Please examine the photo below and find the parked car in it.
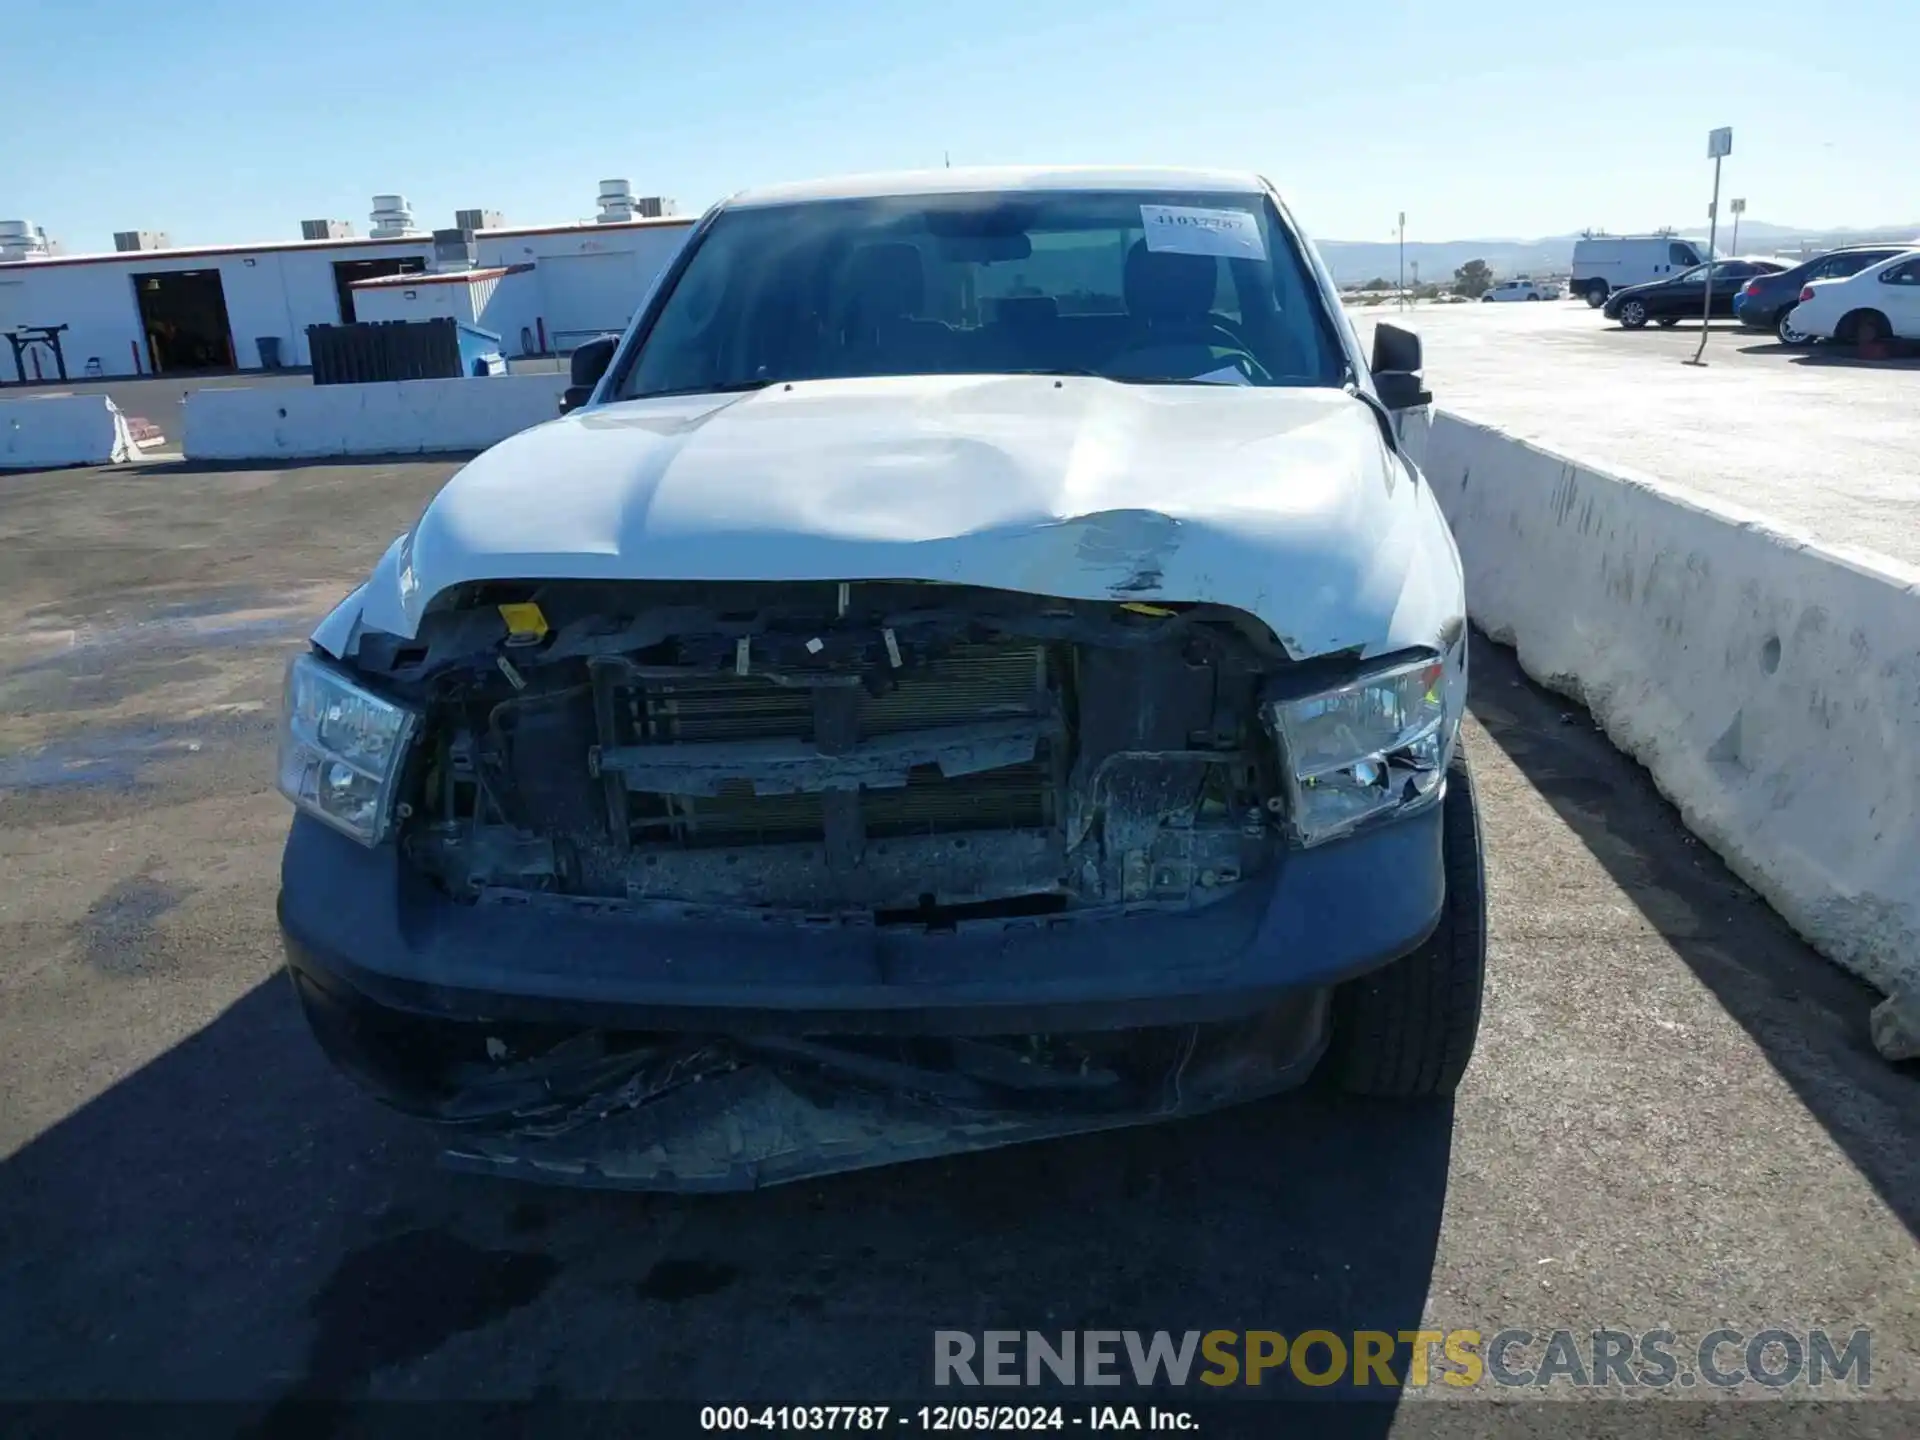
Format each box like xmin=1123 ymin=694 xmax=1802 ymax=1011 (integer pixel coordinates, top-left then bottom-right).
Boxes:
xmin=1602 ymin=258 xmax=1789 ymax=329
xmin=1784 ymin=248 xmax=1920 ymax=346
xmin=276 ymin=166 xmax=1484 ymax=1192
xmin=1482 ymin=279 xmax=1549 ymax=302
xmin=1734 ymin=243 xmax=1919 ymax=345
xmin=1570 ymin=234 xmax=1712 ymax=307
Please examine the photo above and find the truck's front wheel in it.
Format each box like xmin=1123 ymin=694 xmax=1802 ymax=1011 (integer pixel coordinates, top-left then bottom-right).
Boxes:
xmin=1326 ymin=744 xmax=1487 ymax=1098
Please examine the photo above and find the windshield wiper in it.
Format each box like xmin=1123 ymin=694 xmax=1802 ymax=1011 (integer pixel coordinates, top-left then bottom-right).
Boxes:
xmin=630 ymin=379 xmax=780 ymax=400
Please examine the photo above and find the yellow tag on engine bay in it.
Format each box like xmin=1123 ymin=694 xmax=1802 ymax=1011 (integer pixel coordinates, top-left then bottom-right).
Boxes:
xmin=498 ymin=602 xmax=550 ymax=645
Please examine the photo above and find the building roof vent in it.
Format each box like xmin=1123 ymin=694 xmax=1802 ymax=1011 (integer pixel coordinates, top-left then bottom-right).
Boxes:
xmin=431 ymin=227 xmax=477 ymax=272
xmin=369 ymin=195 xmax=420 ymax=240
xmin=0 ymin=221 xmax=56 ymax=261
xmin=302 ymin=219 xmax=355 ymax=241
xmin=455 ymin=208 xmax=504 ymax=233
xmin=596 ymin=179 xmax=636 ymax=224
xmin=113 ymin=230 xmax=173 ymax=252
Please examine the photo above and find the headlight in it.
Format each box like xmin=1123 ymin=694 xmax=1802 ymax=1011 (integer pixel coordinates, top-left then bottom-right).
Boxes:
xmin=276 ymin=652 xmax=418 ymax=846
xmin=1264 ymin=654 xmax=1455 ymax=847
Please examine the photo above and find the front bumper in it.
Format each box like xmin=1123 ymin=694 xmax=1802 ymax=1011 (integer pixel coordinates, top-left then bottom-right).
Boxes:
xmin=278 ymin=804 xmax=1445 ymax=1187
xmin=279 ymin=805 xmax=1444 ymax=1033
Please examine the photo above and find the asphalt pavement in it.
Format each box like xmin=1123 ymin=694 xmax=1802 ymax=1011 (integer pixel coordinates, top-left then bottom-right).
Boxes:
xmin=1345 ymin=299 xmax=1920 ymax=569
xmin=0 ymin=457 xmax=1914 ymax=1432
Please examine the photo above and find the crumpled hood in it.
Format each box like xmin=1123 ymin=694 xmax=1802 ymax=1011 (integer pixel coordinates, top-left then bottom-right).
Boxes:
xmin=329 ymin=375 xmax=1462 ymax=660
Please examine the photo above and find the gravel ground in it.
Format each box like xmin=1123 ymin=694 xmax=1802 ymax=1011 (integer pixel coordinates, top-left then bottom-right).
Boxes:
xmin=0 ymin=457 xmax=1913 ymax=1436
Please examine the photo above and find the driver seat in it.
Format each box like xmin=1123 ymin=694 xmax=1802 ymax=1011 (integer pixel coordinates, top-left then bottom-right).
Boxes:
xmin=1108 ymin=241 xmax=1228 ymax=380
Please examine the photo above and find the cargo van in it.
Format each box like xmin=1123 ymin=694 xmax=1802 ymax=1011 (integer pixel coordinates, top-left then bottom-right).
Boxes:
xmin=1569 ymin=234 xmax=1713 ymax=307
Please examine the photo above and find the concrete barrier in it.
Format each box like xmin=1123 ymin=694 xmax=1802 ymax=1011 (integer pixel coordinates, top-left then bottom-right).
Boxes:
xmin=1403 ymin=407 xmax=1920 ymax=1013
xmin=1 ymin=394 xmax=137 ymax=470
xmin=182 ymin=373 xmax=568 ymax=461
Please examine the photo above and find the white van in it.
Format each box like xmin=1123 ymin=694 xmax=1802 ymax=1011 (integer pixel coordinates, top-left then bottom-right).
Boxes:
xmin=1569 ymin=234 xmax=1713 ymax=307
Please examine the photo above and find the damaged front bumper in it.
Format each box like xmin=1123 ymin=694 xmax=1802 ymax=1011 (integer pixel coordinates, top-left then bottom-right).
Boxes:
xmin=278 ymin=800 xmax=1445 ymax=1190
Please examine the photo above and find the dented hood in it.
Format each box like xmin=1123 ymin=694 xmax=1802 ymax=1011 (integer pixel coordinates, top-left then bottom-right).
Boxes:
xmin=330 ymin=375 xmax=1462 ymax=660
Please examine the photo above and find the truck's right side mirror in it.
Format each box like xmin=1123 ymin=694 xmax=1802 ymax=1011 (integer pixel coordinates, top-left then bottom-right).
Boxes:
xmin=561 ymin=335 xmax=620 ymax=414
xmin=1371 ymin=323 xmax=1431 ymax=411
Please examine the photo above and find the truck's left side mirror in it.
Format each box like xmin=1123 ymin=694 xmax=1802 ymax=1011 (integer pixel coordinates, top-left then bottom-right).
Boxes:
xmin=1370 ymin=323 xmax=1432 ymax=411
xmin=561 ymin=335 xmax=620 ymax=414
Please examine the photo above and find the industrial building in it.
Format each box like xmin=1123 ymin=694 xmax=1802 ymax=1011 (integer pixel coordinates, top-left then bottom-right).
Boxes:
xmin=0 ymin=182 xmax=693 ymax=381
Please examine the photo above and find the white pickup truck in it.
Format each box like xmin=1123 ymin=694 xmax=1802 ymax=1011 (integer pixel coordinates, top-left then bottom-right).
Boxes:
xmin=274 ymin=166 xmax=1484 ymax=1191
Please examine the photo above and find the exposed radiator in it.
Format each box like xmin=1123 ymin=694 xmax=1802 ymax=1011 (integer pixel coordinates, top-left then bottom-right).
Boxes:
xmin=620 ymin=641 xmax=1055 ymax=846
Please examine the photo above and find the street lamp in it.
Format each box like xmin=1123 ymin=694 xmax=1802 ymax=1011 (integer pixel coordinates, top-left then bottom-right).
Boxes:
xmin=1687 ymin=127 xmax=1732 ymax=367
xmin=1730 ymin=197 xmax=1746 ymax=255
xmin=1397 ymin=212 xmax=1406 ymax=310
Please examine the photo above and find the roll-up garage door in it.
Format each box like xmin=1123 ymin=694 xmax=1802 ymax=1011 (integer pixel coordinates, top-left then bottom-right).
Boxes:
xmin=538 ymin=252 xmax=636 ymax=351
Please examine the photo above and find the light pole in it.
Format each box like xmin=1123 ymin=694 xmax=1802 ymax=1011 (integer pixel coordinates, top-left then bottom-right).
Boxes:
xmin=1688 ymin=127 xmax=1732 ymax=367
xmin=1397 ymin=212 xmax=1406 ymax=310
xmin=1730 ymin=197 xmax=1746 ymax=255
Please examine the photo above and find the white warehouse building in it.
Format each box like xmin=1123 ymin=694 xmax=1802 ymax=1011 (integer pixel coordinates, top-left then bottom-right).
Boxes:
xmin=0 ymin=184 xmax=693 ymax=381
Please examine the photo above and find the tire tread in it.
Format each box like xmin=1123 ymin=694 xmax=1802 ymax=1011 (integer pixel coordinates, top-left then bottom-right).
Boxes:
xmin=1329 ymin=744 xmax=1487 ymax=1098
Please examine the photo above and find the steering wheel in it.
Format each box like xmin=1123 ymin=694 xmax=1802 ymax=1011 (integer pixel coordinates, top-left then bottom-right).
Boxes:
xmin=1209 ymin=348 xmax=1273 ymax=384
xmin=1207 ymin=318 xmax=1250 ymax=351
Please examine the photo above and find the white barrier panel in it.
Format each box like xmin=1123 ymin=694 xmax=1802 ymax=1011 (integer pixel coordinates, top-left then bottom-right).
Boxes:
xmin=0 ymin=394 xmax=135 ymax=470
xmin=182 ymin=374 xmax=569 ymax=461
xmin=1405 ymin=407 xmax=1919 ymax=1009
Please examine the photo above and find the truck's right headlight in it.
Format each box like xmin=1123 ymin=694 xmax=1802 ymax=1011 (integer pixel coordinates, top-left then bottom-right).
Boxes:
xmin=1263 ymin=654 xmax=1456 ymax=847
xmin=276 ymin=652 xmax=418 ymax=846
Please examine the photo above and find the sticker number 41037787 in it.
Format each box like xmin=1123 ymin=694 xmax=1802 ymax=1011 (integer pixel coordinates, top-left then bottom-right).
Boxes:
xmin=1139 ymin=204 xmax=1267 ymax=260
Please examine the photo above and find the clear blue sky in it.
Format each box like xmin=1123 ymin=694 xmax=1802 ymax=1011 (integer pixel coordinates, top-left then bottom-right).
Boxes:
xmin=5 ymin=0 xmax=1913 ymax=253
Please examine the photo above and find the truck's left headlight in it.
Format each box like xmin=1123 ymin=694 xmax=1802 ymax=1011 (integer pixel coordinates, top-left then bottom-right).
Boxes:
xmin=1264 ymin=654 xmax=1457 ymax=847
xmin=277 ymin=652 xmax=418 ymax=846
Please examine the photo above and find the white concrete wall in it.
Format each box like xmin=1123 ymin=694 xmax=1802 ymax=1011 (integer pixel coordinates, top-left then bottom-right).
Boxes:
xmin=182 ymin=373 xmax=567 ymax=460
xmin=1404 ymin=408 xmax=1920 ymax=1003
xmin=0 ymin=262 xmax=146 ymax=380
xmin=0 ymin=394 xmax=134 ymax=468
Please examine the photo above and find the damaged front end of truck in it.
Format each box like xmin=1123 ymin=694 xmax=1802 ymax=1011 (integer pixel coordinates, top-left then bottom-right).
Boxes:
xmin=281 ymin=571 xmax=1456 ymax=1190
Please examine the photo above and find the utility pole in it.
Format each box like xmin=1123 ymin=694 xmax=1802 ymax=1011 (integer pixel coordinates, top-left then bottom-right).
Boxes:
xmin=1729 ymin=197 xmax=1746 ymax=254
xmin=1397 ymin=212 xmax=1406 ymax=311
xmin=1688 ymin=127 xmax=1732 ymax=367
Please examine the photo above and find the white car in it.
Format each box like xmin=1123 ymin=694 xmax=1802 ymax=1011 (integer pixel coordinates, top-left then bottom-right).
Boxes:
xmin=1785 ymin=248 xmax=1920 ymax=345
xmin=276 ymin=167 xmax=1483 ymax=1191
xmin=1481 ymin=279 xmax=1549 ymax=302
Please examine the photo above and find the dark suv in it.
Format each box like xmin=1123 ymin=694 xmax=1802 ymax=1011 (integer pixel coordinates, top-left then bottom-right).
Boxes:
xmin=1735 ymin=244 xmax=1915 ymax=344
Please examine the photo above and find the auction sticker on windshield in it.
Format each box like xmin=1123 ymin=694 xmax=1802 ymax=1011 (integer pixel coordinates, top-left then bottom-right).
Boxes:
xmin=1140 ymin=205 xmax=1266 ymax=259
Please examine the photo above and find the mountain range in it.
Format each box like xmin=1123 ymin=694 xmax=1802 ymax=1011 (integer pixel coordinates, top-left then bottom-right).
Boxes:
xmin=1314 ymin=221 xmax=1920 ymax=285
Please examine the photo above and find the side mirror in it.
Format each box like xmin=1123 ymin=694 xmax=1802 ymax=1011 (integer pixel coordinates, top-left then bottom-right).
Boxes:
xmin=560 ymin=335 xmax=619 ymax=414
xmin=1371 ymin=322 xmax=1422 ymax=375
xmin=1370 ymin=323 xmax=1431 ymax=411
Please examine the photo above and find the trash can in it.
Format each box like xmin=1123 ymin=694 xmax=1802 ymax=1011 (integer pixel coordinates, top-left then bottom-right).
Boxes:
xmin=257 ymin=336 xmax=283 ymax=369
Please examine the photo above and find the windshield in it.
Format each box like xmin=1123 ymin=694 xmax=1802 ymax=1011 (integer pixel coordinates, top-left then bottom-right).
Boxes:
xmin=618 ymin=190 xmax=1345 ymax=398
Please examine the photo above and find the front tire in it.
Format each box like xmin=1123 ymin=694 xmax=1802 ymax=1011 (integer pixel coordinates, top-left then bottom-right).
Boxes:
xmin=1619 ymin=300 xmax=1648 ymax=328
xmin=1328 ymin=745 xmax=1487 ymax=1098
xmin=1656 ymin=316 xmax=1679 ymax=328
